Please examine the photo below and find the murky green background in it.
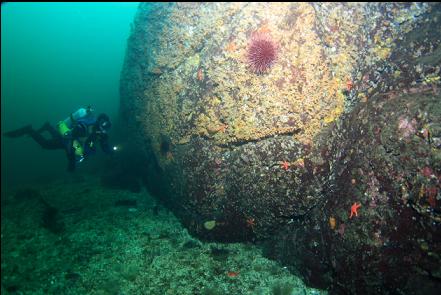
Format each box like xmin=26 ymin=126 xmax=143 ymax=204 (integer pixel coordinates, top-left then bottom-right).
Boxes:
xmin=1 ymin=2 xmax=139 ymax=190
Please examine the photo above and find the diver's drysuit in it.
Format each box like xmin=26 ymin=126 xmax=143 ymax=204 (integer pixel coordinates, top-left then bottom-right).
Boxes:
xmin=4 ymin=107 xmax=113 ymax=171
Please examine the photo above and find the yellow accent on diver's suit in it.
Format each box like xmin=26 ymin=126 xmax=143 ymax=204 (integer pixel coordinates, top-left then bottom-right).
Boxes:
xmin=57 ymin=121 xmax=71 ymax=137
xmin=72 ymin=140 xmax=84 ymax=157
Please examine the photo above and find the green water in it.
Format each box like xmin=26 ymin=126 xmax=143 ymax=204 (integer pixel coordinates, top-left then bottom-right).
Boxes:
xmin=1 ymin=2 xmax=139 ymax=190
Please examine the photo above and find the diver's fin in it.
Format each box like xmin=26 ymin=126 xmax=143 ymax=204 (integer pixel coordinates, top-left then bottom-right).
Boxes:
xmin=3 ymin=125 xmax=33 ymax=138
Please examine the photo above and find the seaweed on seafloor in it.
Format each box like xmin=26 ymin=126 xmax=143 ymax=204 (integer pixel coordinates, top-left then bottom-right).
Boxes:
xmin=114 ymin=199 xmax=138 ymax=207
xmin=201 ymin=285 xmax=224 ymax=295
xmin=13 ymin=188 xmax=41 ymax=201
xmin=40 ymin=199 xmax=64 ymax=234
xmin=209 ymin=246 xmax=230 ymax=262
xmin=271 ymin=279 xmax=295 ymax=295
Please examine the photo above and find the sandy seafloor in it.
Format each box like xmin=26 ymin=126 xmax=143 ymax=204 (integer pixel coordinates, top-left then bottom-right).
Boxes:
xmin=1 ymin=174 xmax=326 ymax=295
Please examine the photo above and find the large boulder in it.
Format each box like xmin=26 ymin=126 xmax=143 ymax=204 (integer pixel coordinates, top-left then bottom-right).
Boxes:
xmin=120 ymin=2 xmax=440 ymax=294
xmin=121 ymin=2 xmax=356 ymax=240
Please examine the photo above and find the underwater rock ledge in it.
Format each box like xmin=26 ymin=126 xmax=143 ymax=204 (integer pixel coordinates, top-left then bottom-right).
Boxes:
xmin=120 ymin=2 xmax=441 ymax=294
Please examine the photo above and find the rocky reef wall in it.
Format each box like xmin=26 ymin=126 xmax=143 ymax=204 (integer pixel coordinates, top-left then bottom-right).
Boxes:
xmin=120 ymin=3 xmax=440 ymax=294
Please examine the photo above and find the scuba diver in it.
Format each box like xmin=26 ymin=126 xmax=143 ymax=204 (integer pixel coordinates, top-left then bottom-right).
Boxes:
xmin=3 ymin=106 xmax=114 ymax=172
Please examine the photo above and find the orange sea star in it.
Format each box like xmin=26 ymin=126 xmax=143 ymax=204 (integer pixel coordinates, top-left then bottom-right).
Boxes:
xmin=349 ymin=202 xmax=361 ymax=218
xmin=281 ymin=161 xmax=290 ymax=171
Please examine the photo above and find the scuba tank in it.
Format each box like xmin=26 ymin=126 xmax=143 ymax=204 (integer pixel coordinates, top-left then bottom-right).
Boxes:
xmin=57 ymin=106 xmax=93 ymax=137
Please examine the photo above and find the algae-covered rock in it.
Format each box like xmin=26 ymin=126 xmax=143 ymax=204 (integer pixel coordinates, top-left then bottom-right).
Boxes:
xmin=267 ymin=88 xmax=441 ymax=294
xmin=120 ymin=2 xmax=441 ymax=294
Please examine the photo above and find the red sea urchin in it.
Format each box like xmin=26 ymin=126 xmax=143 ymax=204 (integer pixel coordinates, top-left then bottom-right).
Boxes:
xmin=246 ymin=33 xmax=278 ymax=74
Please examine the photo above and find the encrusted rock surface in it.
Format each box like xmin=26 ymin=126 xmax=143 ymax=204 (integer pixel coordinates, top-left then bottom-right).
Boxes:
xmin=120 ymin=2 xmax=440 ymax=294
xmin=266 ymin=88 xmax=441 ymax=294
